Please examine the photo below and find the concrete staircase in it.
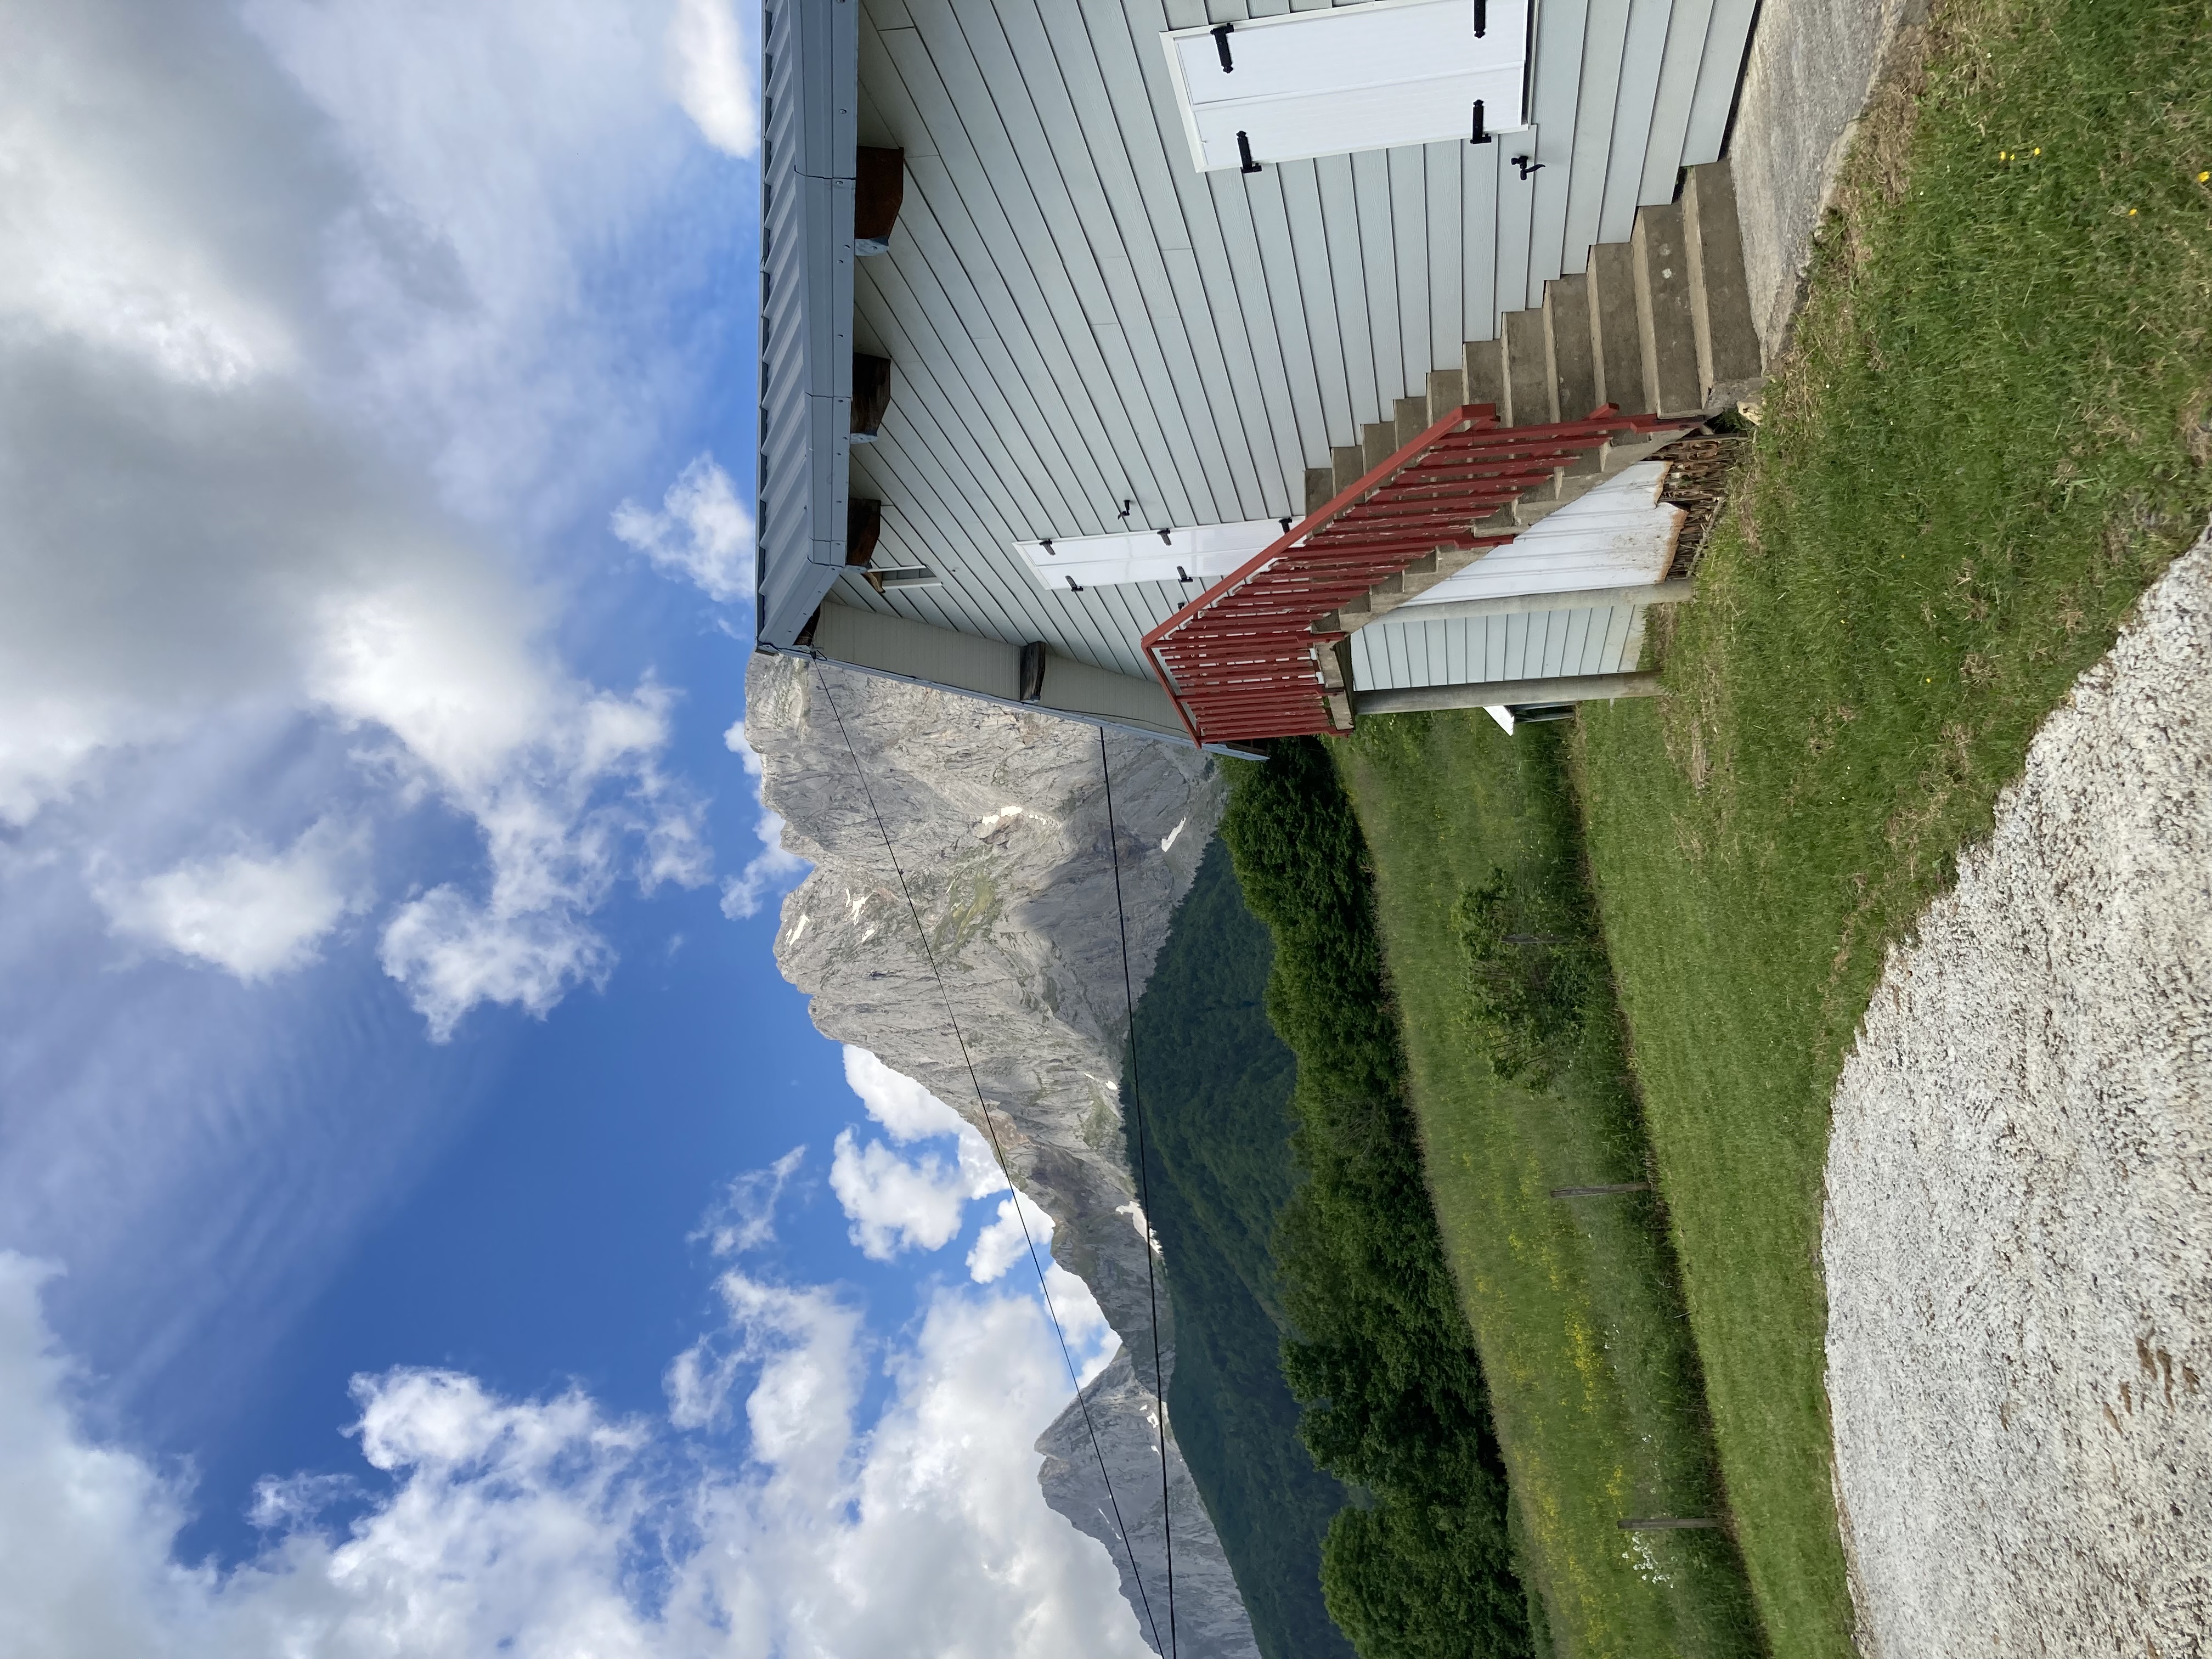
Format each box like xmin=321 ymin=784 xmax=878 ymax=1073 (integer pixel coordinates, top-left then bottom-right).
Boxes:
xmin=1303 ymin=161 xmax=1763 ymax=637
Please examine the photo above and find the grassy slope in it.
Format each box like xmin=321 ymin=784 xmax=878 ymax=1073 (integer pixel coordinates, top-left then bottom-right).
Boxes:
xmin=1568 ymin=0 xmax=2212 ymax=1651
xmin=1333 ymin=716 xmax=1762 ymax=1659
xmin=1127 ymin=840 xmax=1354 ymax=1659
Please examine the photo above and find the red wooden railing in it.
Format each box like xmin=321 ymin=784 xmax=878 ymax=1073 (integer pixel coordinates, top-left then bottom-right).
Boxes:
xmin=1139 ymin=403 xmax=1694 ymax=745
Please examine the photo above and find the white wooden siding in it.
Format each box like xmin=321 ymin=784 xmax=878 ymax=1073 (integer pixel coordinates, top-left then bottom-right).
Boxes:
xmin=828 ymin=0 xmax=1748 ymax=679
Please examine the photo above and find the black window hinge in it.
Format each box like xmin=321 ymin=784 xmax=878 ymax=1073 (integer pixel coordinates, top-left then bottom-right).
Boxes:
xmin=1237 ymin=132 xmax=1261 ymax=174
xmin=1211 ymin=22 xmax=1235 ymax=71
xmin=1470 ymin=99 xmax=1492 ymax=145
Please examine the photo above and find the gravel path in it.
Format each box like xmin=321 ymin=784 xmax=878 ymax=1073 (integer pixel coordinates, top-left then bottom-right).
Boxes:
xmin=1822 ymin=527 xmax=2212 ymax=1659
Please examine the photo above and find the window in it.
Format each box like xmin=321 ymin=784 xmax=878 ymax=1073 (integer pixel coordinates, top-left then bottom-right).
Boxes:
xmin=1161 ymin=0 xmax=1528 ymax=173
xmin=1015 ymin=521 xmax=1291 ymax=591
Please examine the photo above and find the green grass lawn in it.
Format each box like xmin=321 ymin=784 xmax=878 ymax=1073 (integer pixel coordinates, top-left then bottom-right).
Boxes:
xmin=1562 ymin=0 xmax=2212 ymax=1651
xmin=1334 ymin=717 xmax=1763 ymax=1659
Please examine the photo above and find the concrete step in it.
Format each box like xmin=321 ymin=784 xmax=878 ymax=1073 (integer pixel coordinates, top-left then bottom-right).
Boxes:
xmin=1502 ymin=307 xmax=1551 ymax=426
xmin=1463 ymin=335 xmax=1506 ymax=416
xmin=1543 ymin=274 xmax=1602 ymax=476
xmin=1632 ymin=200 xmax=1705 ymax=416
xmin=1683 ymin=161 xmax=1764 ymax=407
xmin=1586 ymin=241 xmax=1651 ymax=414
xmin=1543 ymin=275 xmax=1599 ymax=428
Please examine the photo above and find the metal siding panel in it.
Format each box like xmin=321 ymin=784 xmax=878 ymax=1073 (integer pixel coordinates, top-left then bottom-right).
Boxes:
xmin=1562 ymin=0 xmax=1630 ymax=275
xmin=854 ymin=198 xmax=1074 ymax=534
xmin=1560 ymin=605 xmax=1594 ymax=673
xmin=1389 ymin=146 xmax=1432 ymax=394
xmin=1480 ymin=613 xmax=1505 ymax=678
xmin=1273 ymin=161 xmax=1359 ymax=443
xmin=876 ymin=9 xmax=1150 ymax=520
xmin=843 ymin=337 xmax=1137 ymax=672
xmin=1120 ymin=0 xmax=1300 ymax=514
xmin=1314 ymin=153 xmax=1382 ymax=425
xmin=1528 ymin=608 xmax=1559 ymax=676
xmin=1598 ymin=0 xmax=1672 ymax=240
xmin=1637 ymin=0 xmax=1714 ymax=200
xmin=1620 ymin=603 xmax=1648 ymax=670
xmin=882 ymin=4 xmax=1214 ymax=527
xmin=1681 ymin=0 xmax=1756 ymax=163
xmin=1425 ymin=141 xmax=1462 ymax=373
xmin=1209 ymin=168 xmax=1331 ymax=474
xmin=1352 ymin=149 xmax=1404 ymax=416
xmin=1047 ymin=0 xmax=1256 ymax=522
xmin=883 ymin=22 xmax=1162 ymax=530
xmin=1462 ymin=136 xmax=1499 ymax=339
xmin=855 ymin=251 xmax=1069 ymax=532
xmin=1606 ymin=602 xmax=1640 ymax=670
xmin=1060 ymin=0 xmax=1275 ymax=516
xmin=848 ymin=424 xmax=1064 ymax=658
xmin=1350 ymin=629 xmax=1379 ymax=687
xmin=1523 ymin=0 xmax=1587 ymax=283
xmin=1414 ymin=618 xmax=1440 ymax=686
xmin=1491 ymin=132 xmax=1533 ymax=315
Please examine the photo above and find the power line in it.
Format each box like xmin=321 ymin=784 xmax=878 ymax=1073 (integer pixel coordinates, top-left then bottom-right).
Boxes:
xmin=809 ymin=663 xmax=1167 ymax=1657
xmin=1098 ymin=725 xmax=1178 ymax=1659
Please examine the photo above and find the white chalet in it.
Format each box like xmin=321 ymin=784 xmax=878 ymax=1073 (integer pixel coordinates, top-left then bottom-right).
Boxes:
xmin=757 ymin=0 xmax=1766 ymax=747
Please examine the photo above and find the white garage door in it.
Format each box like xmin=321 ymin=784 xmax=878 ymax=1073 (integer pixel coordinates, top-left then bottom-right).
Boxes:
xmin=1161 ymin=0 xmax=1530 ymax=173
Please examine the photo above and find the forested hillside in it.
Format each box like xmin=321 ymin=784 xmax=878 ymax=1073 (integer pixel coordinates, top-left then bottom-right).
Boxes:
xmin=1216 ymin=744 xmax=1537 ymax=1659
xmin=1127 ymin=840 xmax=1352 ymax=1659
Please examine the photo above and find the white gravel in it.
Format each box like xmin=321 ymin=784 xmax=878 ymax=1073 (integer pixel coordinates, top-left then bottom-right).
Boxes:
xmin=1822 ymin=526 xmax=2212 ymax=1659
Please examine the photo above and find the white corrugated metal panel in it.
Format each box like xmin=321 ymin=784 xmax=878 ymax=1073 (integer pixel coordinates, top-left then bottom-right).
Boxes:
xmin=757 ymin=0 xmax=860 ymax=648
xmin=1348 ymin=600 xmax=1649 ymax=689
xmin=761 ymin=0 xmax=1753 ymax=678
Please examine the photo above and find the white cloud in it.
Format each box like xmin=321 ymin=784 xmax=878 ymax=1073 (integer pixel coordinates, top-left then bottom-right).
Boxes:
xmin=967 ymin=1191 xmax=1056 ymax=1285
xmin=613 ymin=454 xmax=755 ymax=604
xmin=841 ymin=1046 xmax=964 ymax=1142
xmin=693 ymin=1146 xmax=808 ymax=1258
xmin=842 ymin=1046 xmax=1010 ymax=1196
xmin=94 ymin=819 xmax=366 ymax=981
xmin=0 ymin=1251 xmax=1148 ymax=1659
xmin=665 ymin=0 xmax=758 ymax=160
xmin=830 ymin=1131 xmax=974 ymax=1261
xmin=0 ymin=0 xmax=732 ymax=1034
xmin=719 ymin=719 xmax=808 ymax=921
xmin=329 ymin=632 xmax=710 ymax=1038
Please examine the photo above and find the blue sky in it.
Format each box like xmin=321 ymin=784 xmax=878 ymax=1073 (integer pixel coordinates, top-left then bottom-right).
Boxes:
xmin=0 ymin=2 xmax=1154 ymax=1652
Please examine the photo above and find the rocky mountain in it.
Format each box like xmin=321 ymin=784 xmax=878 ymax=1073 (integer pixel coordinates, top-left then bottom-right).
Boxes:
xmin=745 ymin=652 xmax=1255 ymax=1659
